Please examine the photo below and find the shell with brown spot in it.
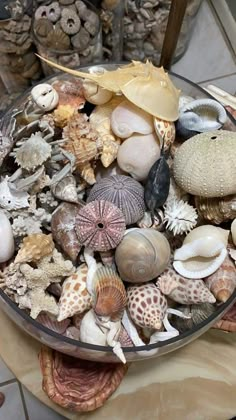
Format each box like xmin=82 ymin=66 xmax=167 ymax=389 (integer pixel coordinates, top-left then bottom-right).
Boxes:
xmin=15 ymin=234 xmax=54 ymax=264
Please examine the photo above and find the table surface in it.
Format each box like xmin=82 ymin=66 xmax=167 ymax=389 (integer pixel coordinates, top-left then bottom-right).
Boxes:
xmin=1 ymin=308 xmax=236 ymax=420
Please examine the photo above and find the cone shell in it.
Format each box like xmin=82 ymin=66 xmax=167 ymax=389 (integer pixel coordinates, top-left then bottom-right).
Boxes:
xmin=115 ymin=229 xmax=170 ymax=283
xmin=127 ymin=283 xmax=167 ymax=330
xmin=195 ymin=195 xmax=236 ymax=224
xmin=205 ymin=255 xmax=236 ymax=302
xmin=51 ymin=202 xmax=82 ymax=262
xmin=15 ymin=234 xmax=54 ymax=264
xmin=93 ymin=266 xmax=127 ymax=321
xmin=51 ymin=175 xmax=78 ymax=203
xmin=58 ymin=264 xmax=92 ymax=322
xmin=173 ymin=130 xmax=236 ymax=197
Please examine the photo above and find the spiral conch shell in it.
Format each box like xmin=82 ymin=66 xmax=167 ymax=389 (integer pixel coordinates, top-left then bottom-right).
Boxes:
xmin=195 ymin=195 xmax=236 ymax=225
xmin=205 ymin=255 xmax=236 ymax=302
xmin=51 ymin=175 xmax=78 ymax=204
xmin=115 ymin=228 xmax=171 ymax=283
xmin=173 ymin=130 xmax=236 ymax=197
xmin=173 ymin=225 xmax=229 ymax=279
xmin=93 ymin=266 xmax=127 ymax=321
xmin=15 ymin=233 xmax=54 ymax=264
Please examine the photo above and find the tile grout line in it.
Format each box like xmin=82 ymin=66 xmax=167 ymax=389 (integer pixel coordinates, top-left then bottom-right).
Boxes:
xmin=196 ymin=72 xmax=236 ymax=85
xmin=0 ymin=378 xmax=17 ymax=387
xmin=17 ymin=381 xmax=29 ymax=420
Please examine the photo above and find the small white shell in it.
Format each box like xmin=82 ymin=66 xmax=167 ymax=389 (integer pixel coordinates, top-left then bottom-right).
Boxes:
xmin=0 ymin=211 xmax=15 ymax=263
xmin=178 ymin=99 xmax=227 ymax=132
xmin=83 ymin=80 xmax=113 ymax=105
xmin=231 ymin=219 xmax=236 ymax=246
xmin=31 ymin=83 xmax=59 ymax=111
xmin=0 ymin=178 xmax=29 ymax=211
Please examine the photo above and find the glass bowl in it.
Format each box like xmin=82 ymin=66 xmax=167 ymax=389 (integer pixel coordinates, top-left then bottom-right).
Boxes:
xmin=0 ymin=64 xmax=235 ymax=363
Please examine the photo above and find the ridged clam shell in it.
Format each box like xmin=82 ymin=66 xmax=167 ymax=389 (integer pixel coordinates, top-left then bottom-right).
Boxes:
xmin=195 ymin=195 xmax=236 ymax=224
xmin=15 ymin=133 xmax=52 ymax=171
xmin=127 ymin=284 xmax=167 ymax=330
xmin=213 ymin=303 xmax=236 ymax=332
xmin=0 ymin=178 xmax=29 ymax=211
xmin=205 ymin=255 xmax=236 ymax=302
xmin=93 ymin=266 xmax=127 ymax=321
xmin=173 ymin=130 xmax=236 ymax=197
xmin=15 ymin=233 xmax=54 ymax=264
xmin=51 ymin=175 xmax=78 ymax=203
xmin=36 ymin=313 xmax=70 ymax=334
xmin=172 ymin=303 xmax=216 ymax=333
xmin=75 ymin=200 xmax=126 ymax=252
xmin=46 ymin=28 xmax=70 ymax=50
xmin=115 ymin=229 xmax=170 ymax=283
xmin=51 ymin=202 xmax=82 ymax=262
xmin=156 ymin=267 xmax=216 ymax=304
xmin=87 ymin=175 xmax=145 ymax=225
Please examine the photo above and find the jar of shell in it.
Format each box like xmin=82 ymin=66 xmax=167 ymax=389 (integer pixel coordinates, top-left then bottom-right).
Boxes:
xmin=101 ymin=0 xmax=203 ymax=64
xmin=0 ymin=0 xmax=42 ymax=95
xmin=32 ymin=0 xmax=103 ymax=77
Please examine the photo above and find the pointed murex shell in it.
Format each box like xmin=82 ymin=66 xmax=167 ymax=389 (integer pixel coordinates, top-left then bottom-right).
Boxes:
xmin=205 ymin=255 xmax=236 ymax=302
xmin=51 ymin=175 xmax=78 ymax=203
xmin=93 ymin=266 xmax=127 ymax=321
xmin=0 ymin=210 xmax=15 ymax=263
xmin=195 ymin=195 xmax=236 ymax=224
xmin=173 ymin=225 xmax=229 ymax=279
xmin=57 ymin=264 xmax=92 ymax=322
xmin=178 ymin=98 xmax=227 ymax=132
xmin=173 ymin=130 xmax=236 ymax=197
xmin=231 ymin=219 xmax=236 ymax=246
xmin=111 ymin=100 xmax=154 ymax=139
xmin=31 ymin=83 xmax=59 ymax=111
xmin=115 ymin=228 xmax=171 ymax=283
xmin=0 ymin=177 xmax=29 ymax=211
xmin=15 ymin=133 xmax=52 ymax=171
xmin=15 ymin=233 xmax=54 ymax=264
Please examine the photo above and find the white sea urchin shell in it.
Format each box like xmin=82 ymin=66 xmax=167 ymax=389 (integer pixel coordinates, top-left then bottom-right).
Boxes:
xmin=164 ymin=199 xmax=198 ymax=236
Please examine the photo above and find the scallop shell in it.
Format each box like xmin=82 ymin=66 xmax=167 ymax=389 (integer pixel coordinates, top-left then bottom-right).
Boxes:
xmin=172 ymin=303 xmax=216 ymax=333
xmin=87 ymin=175 xmax=145 ymax=225
xmin=173 ymin=130 xmax=236 ymax=198
xmin=36 ymin=313 xmax=70 ymax=334
xmin=0 ymin=177 xmax=29 ymax=211
xmin=31 ymin=83 xmax=59 ymax=111
xmin=115 ymin=228 xmax=171 ymax=283
xmin=195 ymin=195 xmax=236 ymax=224
xmin=15 ymin=233 xmax=54 ymax=264
xmin=213 ymin=303 xmax=236 ymax=332
xmin=173 ymin=225 xmax=229 ymax=279
xmin=127 ymin=284 xmax=168 ymax=330
xmin=93 ymin=266 xmax=127 ymax=321
xmin=111 ymin=100 xmax=154 ymax=139
xmin=51 ymin=202 xmax=82 ymax=262
xmin=0 ymin=210 xmax=15 ymax=263
xmin=156 ymin=268 xmax=216 ymax=304
xmin=177 ymin=99 xmax=227 ymax=134
xmin=57 ymin=264 xmax=92 ymax=321
xmin=51 ymin=175 xmax=78 ymax=203
xmin=205 ymin=255 xmax=236 ymax=302
xmin=46 ymin=28 xmax=71 ymax=50
xmin=34 ymin=18 xmax=54 ymax=38
xmin=75 ymin=200 xmax=126 ymax=252
xmin=15 ymin=133 xmax=52 ymax=171
xmin=232 ymin=219 xmax=236 ymax=246
xmin=154 ymin=118 xmax=176 ymax=150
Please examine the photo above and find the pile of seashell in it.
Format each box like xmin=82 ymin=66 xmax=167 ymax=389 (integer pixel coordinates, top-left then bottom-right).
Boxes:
xmin=33 ymin=0 xmax=102 ymax=73
xmin=0 ymin=59 xmax=236 ymax=364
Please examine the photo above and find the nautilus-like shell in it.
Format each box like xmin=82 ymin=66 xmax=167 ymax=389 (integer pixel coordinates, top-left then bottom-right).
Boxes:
xmin=173 ymin=225 xmax=229 ymax=279
xmin=195 ymin=195 xmax=236 ymax=224
xmin=15 ymin=233 xmax=54 ymax=264
xmin=15 ymin=133 xmax=52 ymax=171
xmin=115 ymin=228 xmax=171 ymax=283
xmin=0 ymin=211 xmax=14 ymax=263
xmin=87 ymin=175 xmax=145 ymax=225
xmin=205 ymin=255 xmax=236 ymax=302
xmin=232 ymin=219 xmax=236 ymax=246
xmin=173 ymin=130 xmax=236 ymax=197
xmin=51 ymin=175 xmax=78 ymax=204
xmin=31 ymin=83 xmax=59 ymax=111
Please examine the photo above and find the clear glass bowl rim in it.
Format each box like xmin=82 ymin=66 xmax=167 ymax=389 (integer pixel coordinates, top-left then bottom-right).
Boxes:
xmin=0 ymin=65 xmax=235 ymax=354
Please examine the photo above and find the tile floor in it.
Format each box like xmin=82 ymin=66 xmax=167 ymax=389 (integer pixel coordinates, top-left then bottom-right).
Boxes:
xmin=0 ymin=1 xmax=236 ymax=419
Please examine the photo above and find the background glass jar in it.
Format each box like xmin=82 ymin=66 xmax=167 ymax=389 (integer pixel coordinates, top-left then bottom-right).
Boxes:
xmin=32 ymin=0 xmax=103 ymax=76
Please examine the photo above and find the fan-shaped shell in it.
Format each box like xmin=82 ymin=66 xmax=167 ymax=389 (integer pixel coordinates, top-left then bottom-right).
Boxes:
xmin=205 ymin=255 xmax=236 ymax=302
xmin=0 ymin=178 xmax=29 ymax=211
xmin=51 ymin=202 xmax=82 ymax=262
xmin=195 ymin=195 xmax=236 ymax=224
xmin=15 ymin=233 xmax=54 ymax=264
xmin=173 ymin=130 xmax=236 ymax=197
xmin=232 ymin=219 xmax=236 ymax=246
xmin=111 ymin=100 xmax=154 ymax=139
xmin=115 ymin=228 xmax=170 ymax=283
xmin=51 ymin=175 xmax=78 ymax=203
xmin=87 ymin=175 xmax=145 ymax=225
xmin=46 ymin=28 xmax=70 ymax=50
xmin=31 ymin=83 xmax=59 ymax=111
xmin=93 ymin=266 xmax=127 ymax=321
xmin=36 ymin=313 xmax=70 ymax=334
xmin=75 ymin=200 xmax=126 ymax=252
xmin=127 ymin=284 xmax=167 ymax=330
xmin=15 ymin=133 xmax=52 ymax=171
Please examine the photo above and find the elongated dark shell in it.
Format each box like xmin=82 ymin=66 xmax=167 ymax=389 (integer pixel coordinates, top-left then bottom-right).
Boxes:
xmin=87 ymin=175 xmax=145 ymax=225
xmin=144 ymin=154 xmax=170 ymax=215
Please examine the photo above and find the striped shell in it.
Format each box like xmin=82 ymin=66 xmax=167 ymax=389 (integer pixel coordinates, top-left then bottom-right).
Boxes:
xmin=213 ymin=303 xmax=236 ymax=332
xmin=93 ymin=266 xmax=127 ymax=321
xmin=87 ymin=175 xmax=145 ymax=225
xmin=127 ymin=283 xmax=167 ymax=330
xmin=173 ymin=130 xmax=236 ymax=198
xmin=205 ymin=255 xmax=236 ymax=302
xmin=75 ymin=200 xmax=126 ymax=252
xmin=15 ymin=233 xmax=54 ymax=264
xmin=172 ymin=303 xmax=216 ymax=333
xmin=36 ymin=313 xmax=70 ymax=334
xmin=57 ymin=264 xmax=92 ymax=321
xmin=156 ymin=267 xmax=216 ymax=304
xmin=195 ymin=195 xmax=236 ymax=224
xmin=15 ymin=134 xmax=52 ymax=171
xmin=46 ymin=28 xmax=70 ymax=50
xmin=51 ymin=175 xmax=78 ymax=203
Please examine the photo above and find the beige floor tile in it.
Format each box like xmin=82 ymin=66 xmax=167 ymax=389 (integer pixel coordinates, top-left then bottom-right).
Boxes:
xmin=22 ymin=386 xmax=66 ymax=420
xmin=0 ymin=356 xmax=14 ymax=383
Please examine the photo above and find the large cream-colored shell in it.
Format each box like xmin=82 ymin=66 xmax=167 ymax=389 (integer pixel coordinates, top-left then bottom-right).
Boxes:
xmin=183 ymin=225 xmax=229 ymax=248
xmin=0 ymin=211 xmax=14 ymax=263
xmin=173 ymin=130 xmax=236 ymax=197
xmin=115 ymin=228 xmax=170 ymax=283
xmin=195 ymin=195 xmax=236 ymax=224
xmin=15 ymin=233 xmax=54 ymax=264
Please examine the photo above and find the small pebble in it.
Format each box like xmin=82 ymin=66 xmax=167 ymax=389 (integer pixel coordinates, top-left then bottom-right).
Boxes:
xmin=0 ymin=392 xmax=5 ymax=407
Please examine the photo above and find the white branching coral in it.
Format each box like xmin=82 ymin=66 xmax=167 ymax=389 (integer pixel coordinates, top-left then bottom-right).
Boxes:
xmin=164 ymin=199 xmax=198 ymax=236
xmin=38 ymin=190 xmax=58 ymax=209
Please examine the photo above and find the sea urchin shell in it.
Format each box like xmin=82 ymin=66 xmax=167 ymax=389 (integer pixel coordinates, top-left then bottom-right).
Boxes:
xmin=75 ymin=200 xmax=126 ymax=251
